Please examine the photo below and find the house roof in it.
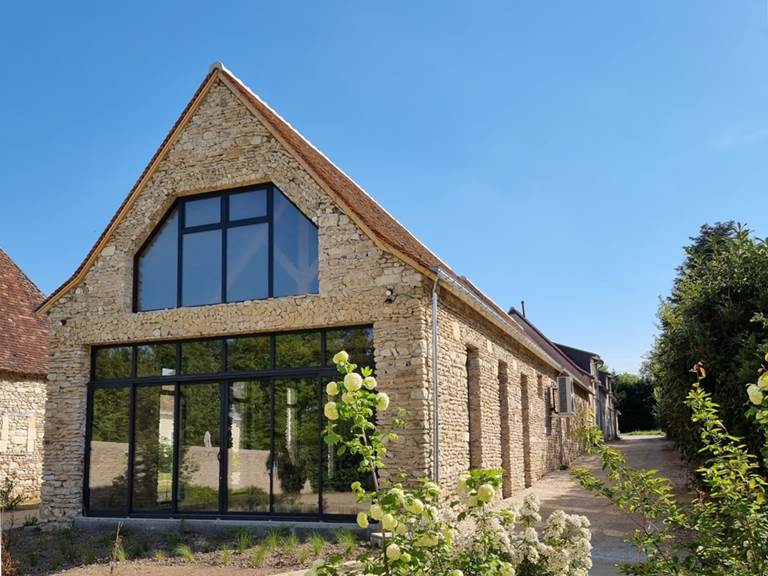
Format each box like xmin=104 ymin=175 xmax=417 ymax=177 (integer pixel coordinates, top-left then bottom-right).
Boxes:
xmin=0 ymin=249 xmax=48 ymax=377
xmin=507 ymin=308 xmax=592 ymax=391
xmin=35 ymin=63 xmax=576 ymax=378
xmin=555 ymin=343 xmax=599 ymax=374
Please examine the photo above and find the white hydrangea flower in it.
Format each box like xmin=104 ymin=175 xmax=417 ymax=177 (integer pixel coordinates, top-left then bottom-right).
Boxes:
xmin=332 ymin=350 xmax=349 ymax=364
xmin=344 ymin=372 xmax=363 ymax=392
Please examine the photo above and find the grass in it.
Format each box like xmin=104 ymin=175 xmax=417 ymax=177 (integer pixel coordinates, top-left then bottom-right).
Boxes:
xmin=174 ymin=543 xmax=195 ymax=561
xmin=335 ymin=529 xmax=359 ymax=556
xmin=308 ymin=532 xmax=326 ymax=556
xmin=297 ymin=544 xmax=312 ymax=563
xmin=235 ymin=529 xmax=253 ymax=553
xmin=153 ymin=549 xmax=167 ymax=561
xmin=283 ymin=530 xmax=299 ymax=555
xmin=622 ymin=429 xmax=664 ymax=436
xmin=263 ymin=528 xmax=282 ymax=551
xmin=220 ymin=545 xmax=233 ymax=565
xmin=251 ymin=543 xmax=269 ymax=567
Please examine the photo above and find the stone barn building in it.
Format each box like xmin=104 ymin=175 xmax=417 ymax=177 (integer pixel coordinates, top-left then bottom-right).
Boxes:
xmin=0 ymin=249 xmax=48 ymax=500
xmin=37 ymin=64 xmax=595 ymax=526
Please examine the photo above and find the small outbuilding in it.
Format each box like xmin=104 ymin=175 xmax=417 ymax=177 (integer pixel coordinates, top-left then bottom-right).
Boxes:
xmin=0 ymin=249 xmax=48 ymax=500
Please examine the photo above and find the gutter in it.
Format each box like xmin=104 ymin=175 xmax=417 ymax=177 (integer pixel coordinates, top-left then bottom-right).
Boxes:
xmin=430 ymin=270 xmax=441 ymax=482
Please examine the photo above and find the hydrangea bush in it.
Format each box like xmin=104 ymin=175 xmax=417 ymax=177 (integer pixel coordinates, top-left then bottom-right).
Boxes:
xmin=573 ymin=359 xmax=768 ymax=575
xmin=309 ymin=352 xmax=592 ymax=576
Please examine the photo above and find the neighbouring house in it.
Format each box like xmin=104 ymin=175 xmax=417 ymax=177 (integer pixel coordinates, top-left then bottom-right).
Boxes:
xmin=0 ymin=249 xmax=48 ymax=500
xmin=37 ymin=63 xmax=596 ymax=526
xmin=556 ymin=343 xmax=619 ymax=440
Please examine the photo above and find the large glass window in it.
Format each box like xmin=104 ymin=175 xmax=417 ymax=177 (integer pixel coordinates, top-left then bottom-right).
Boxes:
xmin=135 ymin=185 xmax=319 ymax=311
xmin=88 ymin=326 xmax=372 ymax=520
xmin=178 ymin=383 xmax=221 ymax=512
xmin=137 ymin=208 xmax=178 ymax=311
xmin=88 ymin=388 xmax=130 ymax=513
xmin=132 ymin=385 xmax=175 ymax=512
xmin=228 ymin=380 xmax=271 ymax=512
xmin=94 ymin=346 xmax=132 ymax=380
xmin=273 ymin=378 xmax=321 ymax=514
xmin=273 ymin=192 xmax=319 ymax=297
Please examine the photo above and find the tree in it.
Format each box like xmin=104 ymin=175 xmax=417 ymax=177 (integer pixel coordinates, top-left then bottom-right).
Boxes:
xmin=613 ymin=372 xmax=656 ymax=432
xmin=649 ymin=221 xmax=768 ymax=467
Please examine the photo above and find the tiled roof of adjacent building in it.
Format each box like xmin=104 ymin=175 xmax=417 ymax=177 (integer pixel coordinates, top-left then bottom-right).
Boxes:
xmin=507 ymin=307 xmax=592 ymax=391
xmin=555 ymin=343 xmax=598 ymax=375
xmin=0 ymin=249 xmax=48 ymax=377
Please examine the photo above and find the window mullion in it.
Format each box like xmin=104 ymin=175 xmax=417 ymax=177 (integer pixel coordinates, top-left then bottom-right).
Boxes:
xmin=177 ymin=200 xmax=185 ymax=307
xmin=222 ymin=194 xmax=228 ymax=304
xmin=268 ymin=185 xmax=274 ymax=298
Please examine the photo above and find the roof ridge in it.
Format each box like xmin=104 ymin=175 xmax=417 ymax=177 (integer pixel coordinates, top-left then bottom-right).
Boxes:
xmin=0 ymin=248 xmax=44 ymax=300
xmin=215 ymin=63 xmax=454 ymax=273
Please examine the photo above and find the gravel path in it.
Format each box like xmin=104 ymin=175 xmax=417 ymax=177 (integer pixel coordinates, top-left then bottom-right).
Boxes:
xmin=506 ymin=434 xmax=687 ymax=576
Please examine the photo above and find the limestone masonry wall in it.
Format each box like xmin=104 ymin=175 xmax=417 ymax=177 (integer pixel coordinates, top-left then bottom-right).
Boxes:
xmin=42 ymin=76 xmax=590 ymax=524
xmin=0 ymin=373 xmax=46 ymax=500
xmin=42 ymin=79 xmax=432 ymax=524
xmin=430 ymin=290 xmax=590 ymax=493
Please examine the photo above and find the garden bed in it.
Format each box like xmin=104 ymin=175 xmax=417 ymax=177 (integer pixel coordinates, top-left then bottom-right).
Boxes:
xmin=11 ymin=524 xmax=362 ymax=575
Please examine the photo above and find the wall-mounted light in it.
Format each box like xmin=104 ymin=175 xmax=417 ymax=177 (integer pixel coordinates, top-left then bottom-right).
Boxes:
xmin=384 ymin=288 xmax=397 ymax=304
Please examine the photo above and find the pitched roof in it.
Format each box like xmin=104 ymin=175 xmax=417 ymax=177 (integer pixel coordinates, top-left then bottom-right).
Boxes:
xmin=507 ymin=308 xmax=592 ymax=391
xmin=555 ymin=343 xmax=598 ymax=374
xmin=0 ymin=249 xmax=48 ymax=376
xmin=35 ymin=63 xmax=574 ymax=377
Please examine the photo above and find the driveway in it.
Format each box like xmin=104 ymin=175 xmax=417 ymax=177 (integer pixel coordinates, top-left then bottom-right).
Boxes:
xmin=506 ymin=434 xmax=687 ymax=576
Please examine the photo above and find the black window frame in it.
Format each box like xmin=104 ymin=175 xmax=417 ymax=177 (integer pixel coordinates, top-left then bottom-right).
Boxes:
xmin=83 ymin=326 xmax=374 ymax=523
xmin=133 ymin=183 xmax=319 ymax=312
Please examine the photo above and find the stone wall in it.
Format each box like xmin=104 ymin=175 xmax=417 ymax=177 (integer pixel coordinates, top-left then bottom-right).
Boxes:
xmin=429 ymin=290 xmax=591 ymax=494
xmin=0 ymin=372 xmax=46 ymax=501
xmin=42 ymin=75 xmax=591 ymax=524
xmin=42 ymin=78 xmax=432 ymax=525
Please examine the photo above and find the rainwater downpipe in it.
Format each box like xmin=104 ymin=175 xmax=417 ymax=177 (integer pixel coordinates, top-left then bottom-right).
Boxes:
xmin=431 ymin=268 xmax=441 ymax=483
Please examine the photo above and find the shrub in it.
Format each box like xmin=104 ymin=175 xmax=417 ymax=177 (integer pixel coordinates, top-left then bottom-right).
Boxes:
xmin=573 ymin=361 xmax=768 ymax=575
xmin=649 ymin=222 xmax=768 ymax=468
xmin=310 ymin=351 xmax=592 ymax=576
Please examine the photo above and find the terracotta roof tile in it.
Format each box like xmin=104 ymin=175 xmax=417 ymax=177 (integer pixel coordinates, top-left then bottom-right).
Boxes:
xmin=0 ymin=249 xmax=48 ymax=376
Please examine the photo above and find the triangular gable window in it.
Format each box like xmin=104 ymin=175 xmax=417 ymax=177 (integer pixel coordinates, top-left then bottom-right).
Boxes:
xmin=136 ymin=184 xmax=318 ymax=311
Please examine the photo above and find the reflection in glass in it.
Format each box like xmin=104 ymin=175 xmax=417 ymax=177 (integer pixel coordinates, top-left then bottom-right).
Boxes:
xmin=228 ymin=381 xmax=271 ymax=512
xmin=181 ymin=340 xmax=223 ymax=374
xmin=226 ymin=224 xmax=268 ymax=302
xmin=326 ymin=327 xmax=375 ymax=369
xmin=229 ymin=189 xmax=267 ymax=221
xmin=273 ymin=378 xmax=320 ymax=513
xmin=136 ymin=343 xmax=176 ymax=377
xmin=88 ymin=387 xmax=130 ymax=513
xmin=138 ymin=208 xmax=178 ymax=311
xmin=94 ymin=346 xmax=132 ymax=380
xmin=273 ymin=191 xmax=319 ymax=298
xmin=178 ymin=383 xmax=220 ymax=512
xmin=185 ymin=196 xmax=221 ymax=227
xmin=133 ymin=385 xmax=175 ymax=512
xmin=226 ymin=336 xmax=271 ymax=372
xmin=275 ymin=332 xmax=321 ymax=369
xmin=182 ymin=230 xmax=222 ymax=306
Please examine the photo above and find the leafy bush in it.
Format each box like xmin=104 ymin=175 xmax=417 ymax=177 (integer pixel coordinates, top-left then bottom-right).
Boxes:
xmin=649 ymin=222 xmax=768 ymax=468
xmin=310 ymin=351 xmax=592 ymax=576
xmin=613 ymin=372 xmax=657 ymax=432
xmin=573 ymin=362 xmax=768 ymax=575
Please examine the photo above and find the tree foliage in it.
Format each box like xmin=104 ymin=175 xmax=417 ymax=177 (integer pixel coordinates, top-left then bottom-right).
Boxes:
xmin=614 ymin=372 xmax=657 ymax=432
xmin=649 ymin=221 xmax=768 ymax=466
xmin=574 ymin=364 xmax=768 ymax=575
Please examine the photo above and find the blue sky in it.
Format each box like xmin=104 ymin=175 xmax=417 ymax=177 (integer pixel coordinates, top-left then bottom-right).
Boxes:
xmin=2 ymin=1 xmax=767 ymax=373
